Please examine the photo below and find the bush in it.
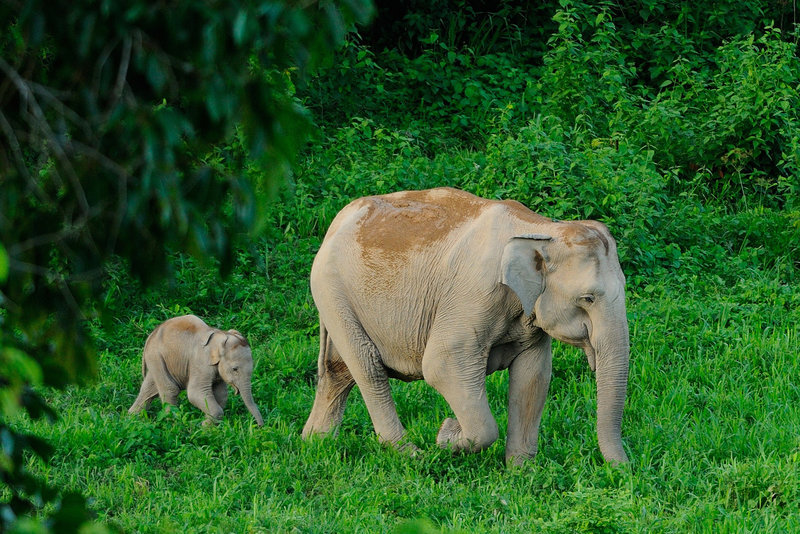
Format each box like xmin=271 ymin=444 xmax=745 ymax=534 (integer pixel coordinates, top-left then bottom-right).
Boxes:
xmin=640 ymin=27 xmax=800 ymax=208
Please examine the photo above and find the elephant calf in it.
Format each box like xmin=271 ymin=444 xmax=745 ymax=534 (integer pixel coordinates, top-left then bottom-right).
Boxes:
xmin=128 ymin=314 xmax=264 ymax=426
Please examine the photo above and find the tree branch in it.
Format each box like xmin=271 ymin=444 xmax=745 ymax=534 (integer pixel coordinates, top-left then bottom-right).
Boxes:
xmin=111 ymin=35 xmax=133 ymax=113
xmin=0 ymin=56 xmax=91 ymax=218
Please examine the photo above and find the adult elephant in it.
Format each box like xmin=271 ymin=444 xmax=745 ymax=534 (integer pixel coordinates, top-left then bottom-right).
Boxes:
xmin=302 ymin=187 xmax=630 ymax=464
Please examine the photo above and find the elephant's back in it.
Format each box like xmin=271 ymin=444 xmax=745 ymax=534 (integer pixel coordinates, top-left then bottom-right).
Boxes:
xmin=319 ymin=188 xmax=491 ymax=259
xmin=142 ymin=315 xmax=208 ymax=373
xmin=312 ymin=187 xmax=552 ymax=289
xmin=311 ymin=189 xmax=491 ymax=366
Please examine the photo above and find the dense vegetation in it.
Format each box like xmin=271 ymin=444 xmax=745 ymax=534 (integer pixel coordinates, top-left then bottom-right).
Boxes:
xmin=0 ymin=0 xmax=371 ymax=530
xmin=6 ymin=0 xmax=800 ymax=531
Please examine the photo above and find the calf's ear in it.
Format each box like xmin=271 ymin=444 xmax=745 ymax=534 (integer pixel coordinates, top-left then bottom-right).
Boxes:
xmin=203 ymin=331 xmax=221 ymax=365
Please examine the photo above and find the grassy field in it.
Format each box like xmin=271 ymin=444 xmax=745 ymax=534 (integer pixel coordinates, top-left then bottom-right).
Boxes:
xmin=24 ymin=169 xmax=800 ymax=533
xmin=26 ymin=262 xmax=800 ymax=533
xmin=15 ymin=2 xmax=800 ymax=532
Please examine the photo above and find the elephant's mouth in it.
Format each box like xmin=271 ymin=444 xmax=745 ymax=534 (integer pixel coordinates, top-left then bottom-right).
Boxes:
xmin=554 ymin=324 xmax=596 ymax=371
xmin=583 ymin=343 xmax=597 ymax=372
xmin=561 ymin=339 xmax=596 ymax=371
xmin=232 ymin=385 xmax=240 ymax=395
xmin=581 ymin=323 xmax=597 ymax=371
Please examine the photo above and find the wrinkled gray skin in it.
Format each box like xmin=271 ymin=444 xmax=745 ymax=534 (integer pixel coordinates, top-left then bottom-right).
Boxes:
xmin=128 ymin=315 xmax=264 ymax=426
xmin=302 ymin=187 xmax=630 ymax=464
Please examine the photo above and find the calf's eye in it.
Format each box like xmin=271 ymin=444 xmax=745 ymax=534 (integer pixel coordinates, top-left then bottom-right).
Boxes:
xmin=580 ymin=294 xmax=595 ymax=304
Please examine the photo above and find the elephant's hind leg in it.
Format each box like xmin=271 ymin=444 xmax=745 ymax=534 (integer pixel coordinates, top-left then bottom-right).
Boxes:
xmin=150 ymin=355 xmax=182 ymax=406
xmin=315 ymin=313 xmax=409 ymax=447
xmin=302 ymin=323 xmax=355 ymax=438
xmin=129 ymin=372 xmax=158 ymax=414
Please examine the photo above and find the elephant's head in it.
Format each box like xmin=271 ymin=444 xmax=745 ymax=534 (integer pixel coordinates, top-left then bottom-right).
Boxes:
xmin=501 ymin=221 xmax=629 ymax=463
xmin=206 ymin=330 xmax=264 ymax=426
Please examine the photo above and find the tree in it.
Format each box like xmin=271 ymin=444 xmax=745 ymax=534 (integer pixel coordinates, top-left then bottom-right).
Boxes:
xmin=0 ymin=0 xmax=372 ymax=530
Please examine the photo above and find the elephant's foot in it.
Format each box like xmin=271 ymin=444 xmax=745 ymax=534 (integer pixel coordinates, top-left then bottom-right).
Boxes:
xmin=302 ymin=424 xmax=331 ymax=440
xmin=394 ymin=440 xmax=421 ymax=457
xmin=202 ymin=416 xmax=221 ymax=427
xmin=302 ymin=415 xmax=341 ymax=440
xmin=436 ymin=417 xmax=499 ymax=453
xmin=505 ymin=450 xmax=536 ymax=467
xmin=436 ymin=417 xmax=462 ymax=449
xmin=378 ymin=432 xmax=420 ymax=457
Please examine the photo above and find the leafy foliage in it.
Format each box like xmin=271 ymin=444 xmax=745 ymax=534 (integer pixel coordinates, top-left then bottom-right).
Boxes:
xmin=3 ymin=0 xmax=800 ymax=531
xmin=305 ymin=0 xmax=800 ymax=282
xmin=0 ymin=0 xmax=371 ymax=531
xmin=359 ymin=0 xmax=555 ymax=57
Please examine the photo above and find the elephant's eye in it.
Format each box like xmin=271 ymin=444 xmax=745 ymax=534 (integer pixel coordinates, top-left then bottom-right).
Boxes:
xmin=579 ymin=294 xmax=595 ymax=305
xmin=232 ymin=367 xmax=239 ymax=372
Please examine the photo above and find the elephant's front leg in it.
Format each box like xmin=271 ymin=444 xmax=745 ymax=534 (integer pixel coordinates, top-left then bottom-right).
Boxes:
xmin=505 ymin=335 xmax=553 ymax=465
xmin=423 ymin=333 xmax=499 ymax=453
xmin=187 ymin=379 xmax=224 ymax=425
xmin=213 ymin=381 xmax=228 ymax=411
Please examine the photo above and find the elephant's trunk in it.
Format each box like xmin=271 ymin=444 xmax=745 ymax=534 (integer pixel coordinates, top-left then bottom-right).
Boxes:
xmin=238 ymin=384 xmax=264 ymax=427
xmin=591 ymin=317 xmax=630 ymax=463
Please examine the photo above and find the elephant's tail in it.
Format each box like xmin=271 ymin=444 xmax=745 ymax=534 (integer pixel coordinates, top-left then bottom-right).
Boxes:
xmin=317 ymin=319 xmax=330 ymax=378
xmin=316 ymin=318 xmax=342 ymax=380
xmin=301 ymin=316 xmax=354 ymax=439
xmin=140 ymin=326 xmax=159 ymax=377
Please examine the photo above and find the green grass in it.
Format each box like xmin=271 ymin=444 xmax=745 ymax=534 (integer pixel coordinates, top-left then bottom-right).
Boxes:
xmin=17 ymin=128 xmax=800 ymax=534
xmin=18 ymin=115 xmax=800 ymax=532
xmin=19 ymin=255 xmax=800 ymax=532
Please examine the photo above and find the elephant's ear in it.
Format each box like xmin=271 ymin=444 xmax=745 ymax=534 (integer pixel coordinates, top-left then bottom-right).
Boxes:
xmin=204 ymin=331 xmax=221 ymax=365
xmin=226 ymin=329 xmax=249 ymax=347
xmin=500 ymin=234 xmax=552 ymax=317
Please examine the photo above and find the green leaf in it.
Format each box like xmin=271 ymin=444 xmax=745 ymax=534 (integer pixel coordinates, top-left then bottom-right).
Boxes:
xmin=1 ymin=347 xmax=43 ymax=386
xmin=0 ymin=242 xmax=8 ymax=282
xmin=595 ymin=12 xmax=606 ymax=26
xmin=233 ymin=9 xmax=248 ymax=45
